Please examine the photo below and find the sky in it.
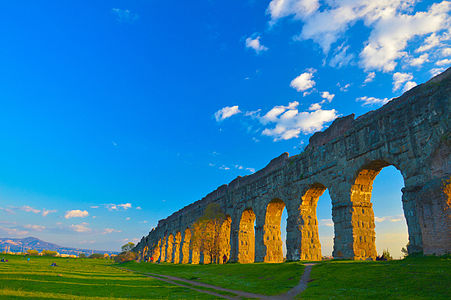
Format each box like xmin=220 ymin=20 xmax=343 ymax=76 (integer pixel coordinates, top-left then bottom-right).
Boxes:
xmin=0 ymin=1 xmax=449 ymax=255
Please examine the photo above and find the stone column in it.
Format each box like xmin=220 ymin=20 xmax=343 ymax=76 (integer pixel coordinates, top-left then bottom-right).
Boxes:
xmin=159 ymin=236 xmax=167 ymax=262
xmin=415 ymin=177 xmax=451 ymax=255
xmin=254 ymin=212 xmax=266 ymax=262
xmin=401 ymin=185 xmax=423 ymax=254
xmin=285 ymin=212 xmax=301 ymax=261
xmin=229 ymin=216 xmax=240 ymax=262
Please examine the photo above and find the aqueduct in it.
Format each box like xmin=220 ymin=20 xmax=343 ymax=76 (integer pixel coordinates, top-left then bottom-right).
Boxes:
xmin=134 ymin=68 xmax=450 ymax=262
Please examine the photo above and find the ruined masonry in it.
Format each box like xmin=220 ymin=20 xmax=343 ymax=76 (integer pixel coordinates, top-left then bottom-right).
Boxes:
xmin=134 ymin=68 xmax=451 ymax=263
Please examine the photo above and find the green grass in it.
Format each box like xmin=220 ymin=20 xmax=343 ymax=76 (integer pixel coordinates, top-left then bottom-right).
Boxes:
xmin=298 ymin=256 xmax=451 ymax=299
xmin=0 ymin=254 xmax=213 ymax=299
xmin=121 ymin=261 xmax=305 ymax=295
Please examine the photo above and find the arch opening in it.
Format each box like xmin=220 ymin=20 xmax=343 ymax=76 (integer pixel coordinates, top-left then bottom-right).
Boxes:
xmin=351 ymin=161 xmax=408 ymax=259
xmin=299 ymin=183 xmax=327 ymax=261
xmin=263 ymin=199 xmax=285 ymax=263
xmin=181 ymin=228 xmax=191 ymax=264
xmin=173 ymin=232 xmax=181 ymax=264
xmin=160 ymin=236 xmax=167 ymax=262
xmin=166 ymin=234 xmax=174 ymax=262
xmin=152 ymin=239 xmax=161 ymax=262
xmin=238 ymin=208 xmax=256 ymax=263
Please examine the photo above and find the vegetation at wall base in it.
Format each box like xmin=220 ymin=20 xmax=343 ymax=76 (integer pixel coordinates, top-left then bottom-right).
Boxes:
xmin=298 ymin=255 xmax=451 ymax=299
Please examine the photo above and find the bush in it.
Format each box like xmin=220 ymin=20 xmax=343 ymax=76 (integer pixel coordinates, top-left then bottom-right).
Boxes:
xmin=114 ymin=251 xmax=137 ymax=263
xmin=377 ymin=249 xmax=393 ymax=261
xmin=41 ymin=250 xmax=58 ymax=257
xmin=89 ymin=253 xmax=105 ymax=259
xmin=26 ymin=250 xmax=39 ymax=256
xmin=78 ymin=253 xmax=87 ymax=258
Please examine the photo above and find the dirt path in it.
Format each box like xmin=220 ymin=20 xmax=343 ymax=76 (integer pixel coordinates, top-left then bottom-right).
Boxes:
xmin=118 ymin=263 xmax=316 ymax=299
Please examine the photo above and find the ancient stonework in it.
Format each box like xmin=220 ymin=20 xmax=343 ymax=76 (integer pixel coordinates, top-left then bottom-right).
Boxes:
xmin=134 ymin=68 xmax=451 ymax=263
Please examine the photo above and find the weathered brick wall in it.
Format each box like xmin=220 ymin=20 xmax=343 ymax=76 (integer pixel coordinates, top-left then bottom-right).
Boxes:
xmin=134 ymin=68 xmax=450 ymax=262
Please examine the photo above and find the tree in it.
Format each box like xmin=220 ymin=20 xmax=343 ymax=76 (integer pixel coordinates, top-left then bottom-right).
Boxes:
xmin=401 ymin=242 xmax=409 ymax=258
xmin=190 ymin=203 xmax=226 ymax=264
xmin=114 ymin=251 xmax=137 ymax=263
xmin=121 ymin=242 xmax=135 ymax=252
xmin=41 ymin=250 xmax=58 ymax=257
xmin=78 ymin=253 xmax=87 ymax=258
xmin=26 ymin=249 xmax=39 ymax=256
xmin=89 ymin=253 xmax=104 ymax=259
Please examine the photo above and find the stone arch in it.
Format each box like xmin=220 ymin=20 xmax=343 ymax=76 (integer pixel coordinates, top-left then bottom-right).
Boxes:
xmin=152 ymin=239 xmax=161 ymax=262
xmin=263 ymin=198 xmax=286 ymax=263
xmin=219 ymin=215 xmax=232 ymax=264
xmin=173 ymin=232 xmax=181 ymax=264
xmin=238 ymin=208 xmax=256 ymax=263
xmin=160 ymin=236 xmax=166 ymax=262
xmin=349 ymin=160 xmax=407 ymax=259
xmin=166 ymin=234 xmax=174 ymax=262
xmin=181 ymin=228 xmax=191 ymax=264
xmin=299 ymin=183 xmax=327 ymax=261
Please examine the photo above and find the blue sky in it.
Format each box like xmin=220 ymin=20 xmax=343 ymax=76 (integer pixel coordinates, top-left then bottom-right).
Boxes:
xmin=0 ymin=1 xmax=449 ymax=255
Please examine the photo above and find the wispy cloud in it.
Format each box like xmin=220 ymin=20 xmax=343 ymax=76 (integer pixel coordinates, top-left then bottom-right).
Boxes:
xmin=71 ymin=222 xmax=91 ymax=233
xmin=105 ymin=203 xmax=132 ymax=211
xmin=102 ymin=228 xmax=122 ymax=234
xmin=112 ymin=8 xmax=139 ymax=23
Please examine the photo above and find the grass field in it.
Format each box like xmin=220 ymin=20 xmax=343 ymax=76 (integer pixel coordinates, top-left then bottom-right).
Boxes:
xmin=0 ymin=254 xmax=210 ymax=299
xmin=0 ymin=254 xmax=450 ymax=299
xmin=299 ymin=255 xmax=451 ymax=299
xmin=121 ymin=260 xmax=305 ymax=295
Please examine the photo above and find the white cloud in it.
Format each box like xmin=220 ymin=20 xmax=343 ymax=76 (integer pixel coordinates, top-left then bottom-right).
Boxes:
xmin=267 ymin=0 xmax=319 ymax=23
xmin=261 ymin=101 xmax=337 ymax=141
xmin=430 ymin=67 xmax=445 ymax=76
xmin=245 ymin=35 xmax=268 ymax=53
xmin=436 ymin=58 xmax=451 ymax=66
xmin=309 ymin=103 xmax=322 ymax=111
xmin=42 ymin=209 xmax=57 ymax=217
xmin=363 ymin=72 xmax=376 ymax=84
xmin=136 ymin=206 xmax=142 ymax=210
xmin=246 ymin=167 xmax=256 ymax=173
xmin=268 ymin=0 xmax=451 ymax=71
xmin=356 ymin=96 xmax=389 ymax=106
xmin=112 ymin=8 xmax=139 ymax=23
xmin=71 ymin=222 xmax=91 ymax=233
xmin=408 ymin=53 xmax=429 ymax=66
xmin=214 ymin=106 xmax=241 ymax=122
xmin=21 ymin=205 xmax=40 ymax=214
xmin=403 ymin=81 xmax=417 ymax=92
xmin=218 ymin=165 xmax=230 ymax=170
xmin=118 ymin=203 xmax=132 ymax=210
xmin=442 ymin=47 xmax=451 ymax=56
xmin=125 ymin=217 xmax=131 ymax=221
xmin=65 ymin=210 xmax=89 ymax=219
xmin=103 ymin=228 xmax=122 ymax=234
xmin=23 ymin=224 xmax=46 ymax=231
xmin=374 ymin=216 xmax=386 ymax=223
xmin=321 ymin=91 xmax=335 ymax=102
xmin=393 ymin=72 xmax=413 ymax=91
xmin=290 ymin=72 xmax=315 ymax=92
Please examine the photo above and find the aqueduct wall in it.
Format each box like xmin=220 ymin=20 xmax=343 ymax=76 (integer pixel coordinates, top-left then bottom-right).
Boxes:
xmin=134 ymin=68 xmax=450 ymax=262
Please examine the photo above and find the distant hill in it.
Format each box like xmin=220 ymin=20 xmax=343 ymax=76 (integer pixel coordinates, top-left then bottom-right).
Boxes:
xmin=0 ymin=237 xmax=119 ymax=256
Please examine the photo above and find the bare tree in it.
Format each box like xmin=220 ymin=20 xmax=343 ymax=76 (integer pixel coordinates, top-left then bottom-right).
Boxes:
xmin=190 ymin=203 xmax=226 ymax=264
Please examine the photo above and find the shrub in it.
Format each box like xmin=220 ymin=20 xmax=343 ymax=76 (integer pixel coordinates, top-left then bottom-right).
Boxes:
xmin=89 ymin=253 xmax=105 ymax=259
xmin=380 ymin=249 xmax=393 ymax=261
xmin=26 ymin=249 xmax=39 ymax=256
xmin=41 ymin=250 xmax=58 ymax=257
xmin=78 ymin=253 xmax=87 ymax=258
xmin=114 ymin=251 xmax=137 ymax=263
